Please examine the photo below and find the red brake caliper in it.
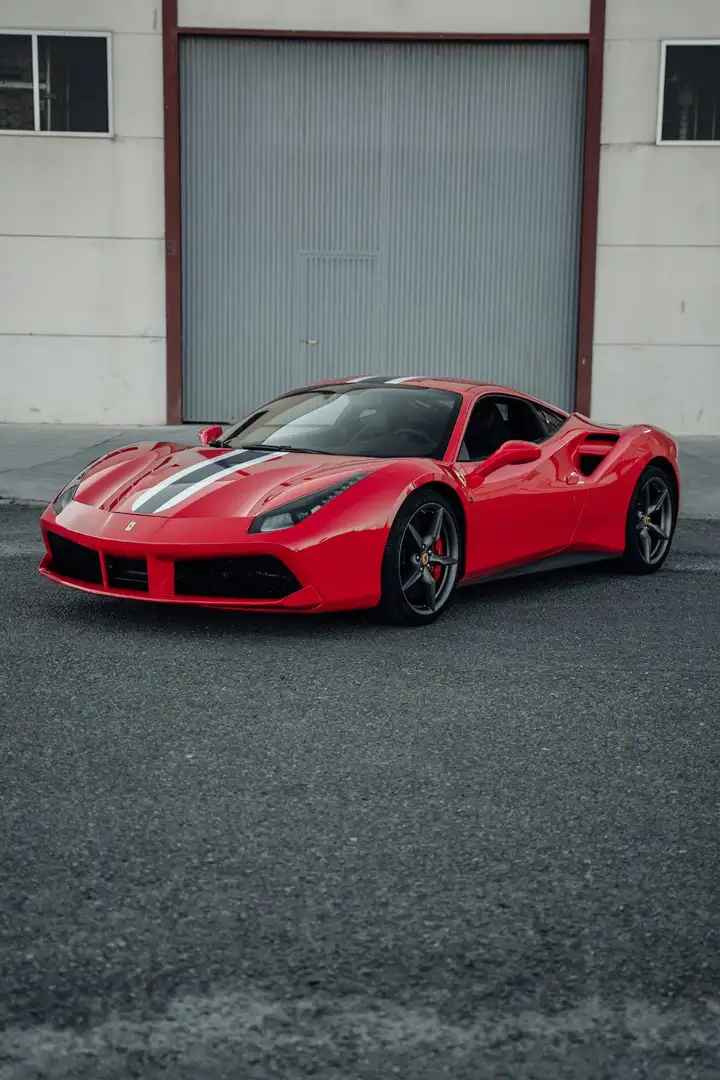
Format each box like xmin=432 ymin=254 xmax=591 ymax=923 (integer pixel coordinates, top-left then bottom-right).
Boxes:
xmin=431 ymin=537 xmax=444 ymax=581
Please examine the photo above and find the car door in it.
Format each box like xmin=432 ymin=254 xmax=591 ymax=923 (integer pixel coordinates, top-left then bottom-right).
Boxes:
xmin=454 ymin=394 xmax=586 ymax=577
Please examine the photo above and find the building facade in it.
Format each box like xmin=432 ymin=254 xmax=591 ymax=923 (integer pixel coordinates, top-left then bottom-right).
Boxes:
xmin=1 ymin=0 xmax=718 ymax=433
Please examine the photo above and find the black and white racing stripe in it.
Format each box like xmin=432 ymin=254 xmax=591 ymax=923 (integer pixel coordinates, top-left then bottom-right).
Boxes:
xmin=280 ymin=375 xmax=424 ymax=397
xmin=131 ymin=449 xmax=286 ymax=515
xmin=344 ymin=375 xmax=421 ymax=385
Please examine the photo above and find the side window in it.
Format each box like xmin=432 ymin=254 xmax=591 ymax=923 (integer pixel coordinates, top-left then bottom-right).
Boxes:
xmin=458 ymin=396 xmax=552 ymax=461
xmin=536 ymin=406 xmax=567 ymax=436
xmin=507 ymin=399 xmax=548 ymax=443
xmin=458 ymin=396 xmax=512 ymax=461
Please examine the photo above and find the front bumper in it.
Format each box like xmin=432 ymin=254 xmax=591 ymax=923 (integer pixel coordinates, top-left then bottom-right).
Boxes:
xmin=38 ymin=501 xmax=385 ymax=613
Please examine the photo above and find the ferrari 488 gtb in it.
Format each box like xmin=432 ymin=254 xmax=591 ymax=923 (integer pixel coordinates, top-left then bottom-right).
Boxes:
xmin=39 ymin=377 xmax=680 ymax=625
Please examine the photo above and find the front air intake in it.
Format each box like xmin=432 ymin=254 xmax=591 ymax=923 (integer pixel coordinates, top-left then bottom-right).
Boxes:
xmin=174 ymin=556 xmax=301 ymax=600
xmin=106 ymin=555 xmax=149 ymax=592
xmin=46 ymin=531 xmax=103 ymax=585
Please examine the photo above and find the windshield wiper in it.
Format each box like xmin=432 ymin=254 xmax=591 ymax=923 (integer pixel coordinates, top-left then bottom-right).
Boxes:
xmin=237 ymin=443 xmax=324 ymax=455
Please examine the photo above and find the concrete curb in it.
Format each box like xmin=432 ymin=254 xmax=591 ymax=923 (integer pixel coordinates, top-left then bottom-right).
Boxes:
xmin=0 ymin=498 xmax=46 ymax=509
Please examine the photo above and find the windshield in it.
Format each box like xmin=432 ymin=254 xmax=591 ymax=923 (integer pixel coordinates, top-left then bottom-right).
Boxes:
xmin=222 ymin=386 xmax=462 ymax=459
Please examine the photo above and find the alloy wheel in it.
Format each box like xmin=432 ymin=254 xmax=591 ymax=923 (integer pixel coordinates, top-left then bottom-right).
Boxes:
xmin=398 ymin=502 xmax=460 ymax=615
xmin=634 ymin=476 xmax=673 ymax=566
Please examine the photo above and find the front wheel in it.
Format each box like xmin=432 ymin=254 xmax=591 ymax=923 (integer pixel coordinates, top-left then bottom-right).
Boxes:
xmin=619 ymin=464 xmax=677 ymax=574
xmin=377 ymin=490 xmax=461 ymax=626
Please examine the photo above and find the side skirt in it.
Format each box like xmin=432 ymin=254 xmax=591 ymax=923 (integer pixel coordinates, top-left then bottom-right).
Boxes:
xmin=459 ymin=551 xmax=621 ymax=587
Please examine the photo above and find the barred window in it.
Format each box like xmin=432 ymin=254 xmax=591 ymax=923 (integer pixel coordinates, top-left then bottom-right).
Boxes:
xmin=0 ymin=31 xmax=111 ymax=134
xmin=658 ymin=42 xmax=720 ymax=144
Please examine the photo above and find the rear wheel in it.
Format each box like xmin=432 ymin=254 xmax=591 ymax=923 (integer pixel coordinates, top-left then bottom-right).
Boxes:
xmin=619 ymin=465 xmax=676 ymax=574
xmin=377 ymin=490 xmax=461 ymax=626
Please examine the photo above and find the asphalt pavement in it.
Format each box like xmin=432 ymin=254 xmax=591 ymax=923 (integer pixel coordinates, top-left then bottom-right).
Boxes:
xmin=1 ymin=506 xmax=719 ymax=1079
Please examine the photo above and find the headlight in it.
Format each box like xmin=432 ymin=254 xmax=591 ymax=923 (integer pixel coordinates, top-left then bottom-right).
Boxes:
xmin=52 ymin=462 xmax=97 ymax=513
xmin=248 ymin=472 xmax=369 ymax=534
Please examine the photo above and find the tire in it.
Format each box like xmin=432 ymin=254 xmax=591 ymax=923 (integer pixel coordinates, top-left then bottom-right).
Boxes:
xmin=377 ymin=489 xmax=462 ymax=626
xmin=618 ymin=464 xmax=677 ymax=575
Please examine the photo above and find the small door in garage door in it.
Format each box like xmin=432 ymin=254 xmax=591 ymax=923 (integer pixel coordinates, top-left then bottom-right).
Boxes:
xmin=299 ymin=255 xmax=379 ymax=386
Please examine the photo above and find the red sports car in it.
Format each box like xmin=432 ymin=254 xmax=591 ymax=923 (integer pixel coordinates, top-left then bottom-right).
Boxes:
xmin=39 ymin=377 xmax=680 ymax=626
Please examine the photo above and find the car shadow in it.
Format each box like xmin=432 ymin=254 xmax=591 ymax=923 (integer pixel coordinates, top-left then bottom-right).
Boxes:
xmin=47 ymin=593 xmax=376 ymax=638
xmin=454 ymin=559 xmax=615 ymax=607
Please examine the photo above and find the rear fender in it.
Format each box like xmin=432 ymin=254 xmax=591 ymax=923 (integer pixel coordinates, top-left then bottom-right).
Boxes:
xmin=571 ymin=428 xmax=679 ymax=553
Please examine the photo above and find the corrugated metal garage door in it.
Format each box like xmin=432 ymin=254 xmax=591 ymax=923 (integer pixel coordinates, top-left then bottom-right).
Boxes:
xmin=179 ymin=38 xmax=586 ymax=423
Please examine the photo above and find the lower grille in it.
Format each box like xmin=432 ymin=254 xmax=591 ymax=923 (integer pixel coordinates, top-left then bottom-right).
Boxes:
xmin=174 ymin=556 xmax=301 ymax=600
xmin=46 ymin=531 xmax=103 ymax=586
xmin=106 ymin=555 xmax=149 ymax=592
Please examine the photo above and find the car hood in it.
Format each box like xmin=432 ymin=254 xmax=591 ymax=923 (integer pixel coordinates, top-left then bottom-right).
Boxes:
xmin=71 ymin=442 xmax=388 ymax=519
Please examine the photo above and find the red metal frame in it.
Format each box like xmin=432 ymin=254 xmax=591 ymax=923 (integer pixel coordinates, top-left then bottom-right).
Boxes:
xmin=162 ymin=0 xmax=182 ymax=424
xmin=162 ymin=3 xmax=606 ymax=423
xmin=181 ymin=29 xmax=589 ymax=41
xmin=575 ymin=0 xmax=606 ymax=416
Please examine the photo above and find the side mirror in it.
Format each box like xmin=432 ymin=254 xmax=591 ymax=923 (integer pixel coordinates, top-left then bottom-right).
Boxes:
xmin=198 ymin=424 xmax=224 ymax=446
xmin=469 ymin=440 xmax=541 ymax=481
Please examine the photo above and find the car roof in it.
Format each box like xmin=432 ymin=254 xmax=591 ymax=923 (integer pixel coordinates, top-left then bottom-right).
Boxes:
xmin=280 ymin=376 xmax=570 ymax=418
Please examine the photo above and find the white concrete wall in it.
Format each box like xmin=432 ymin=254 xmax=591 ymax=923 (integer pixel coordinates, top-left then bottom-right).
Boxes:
xmin=178 ymin=0 xmax=590 ymax=35
xmin=0 ymin=0 xmax=166 ymax=424
xmin=593 ymin=0 xmax=720 ymax=435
